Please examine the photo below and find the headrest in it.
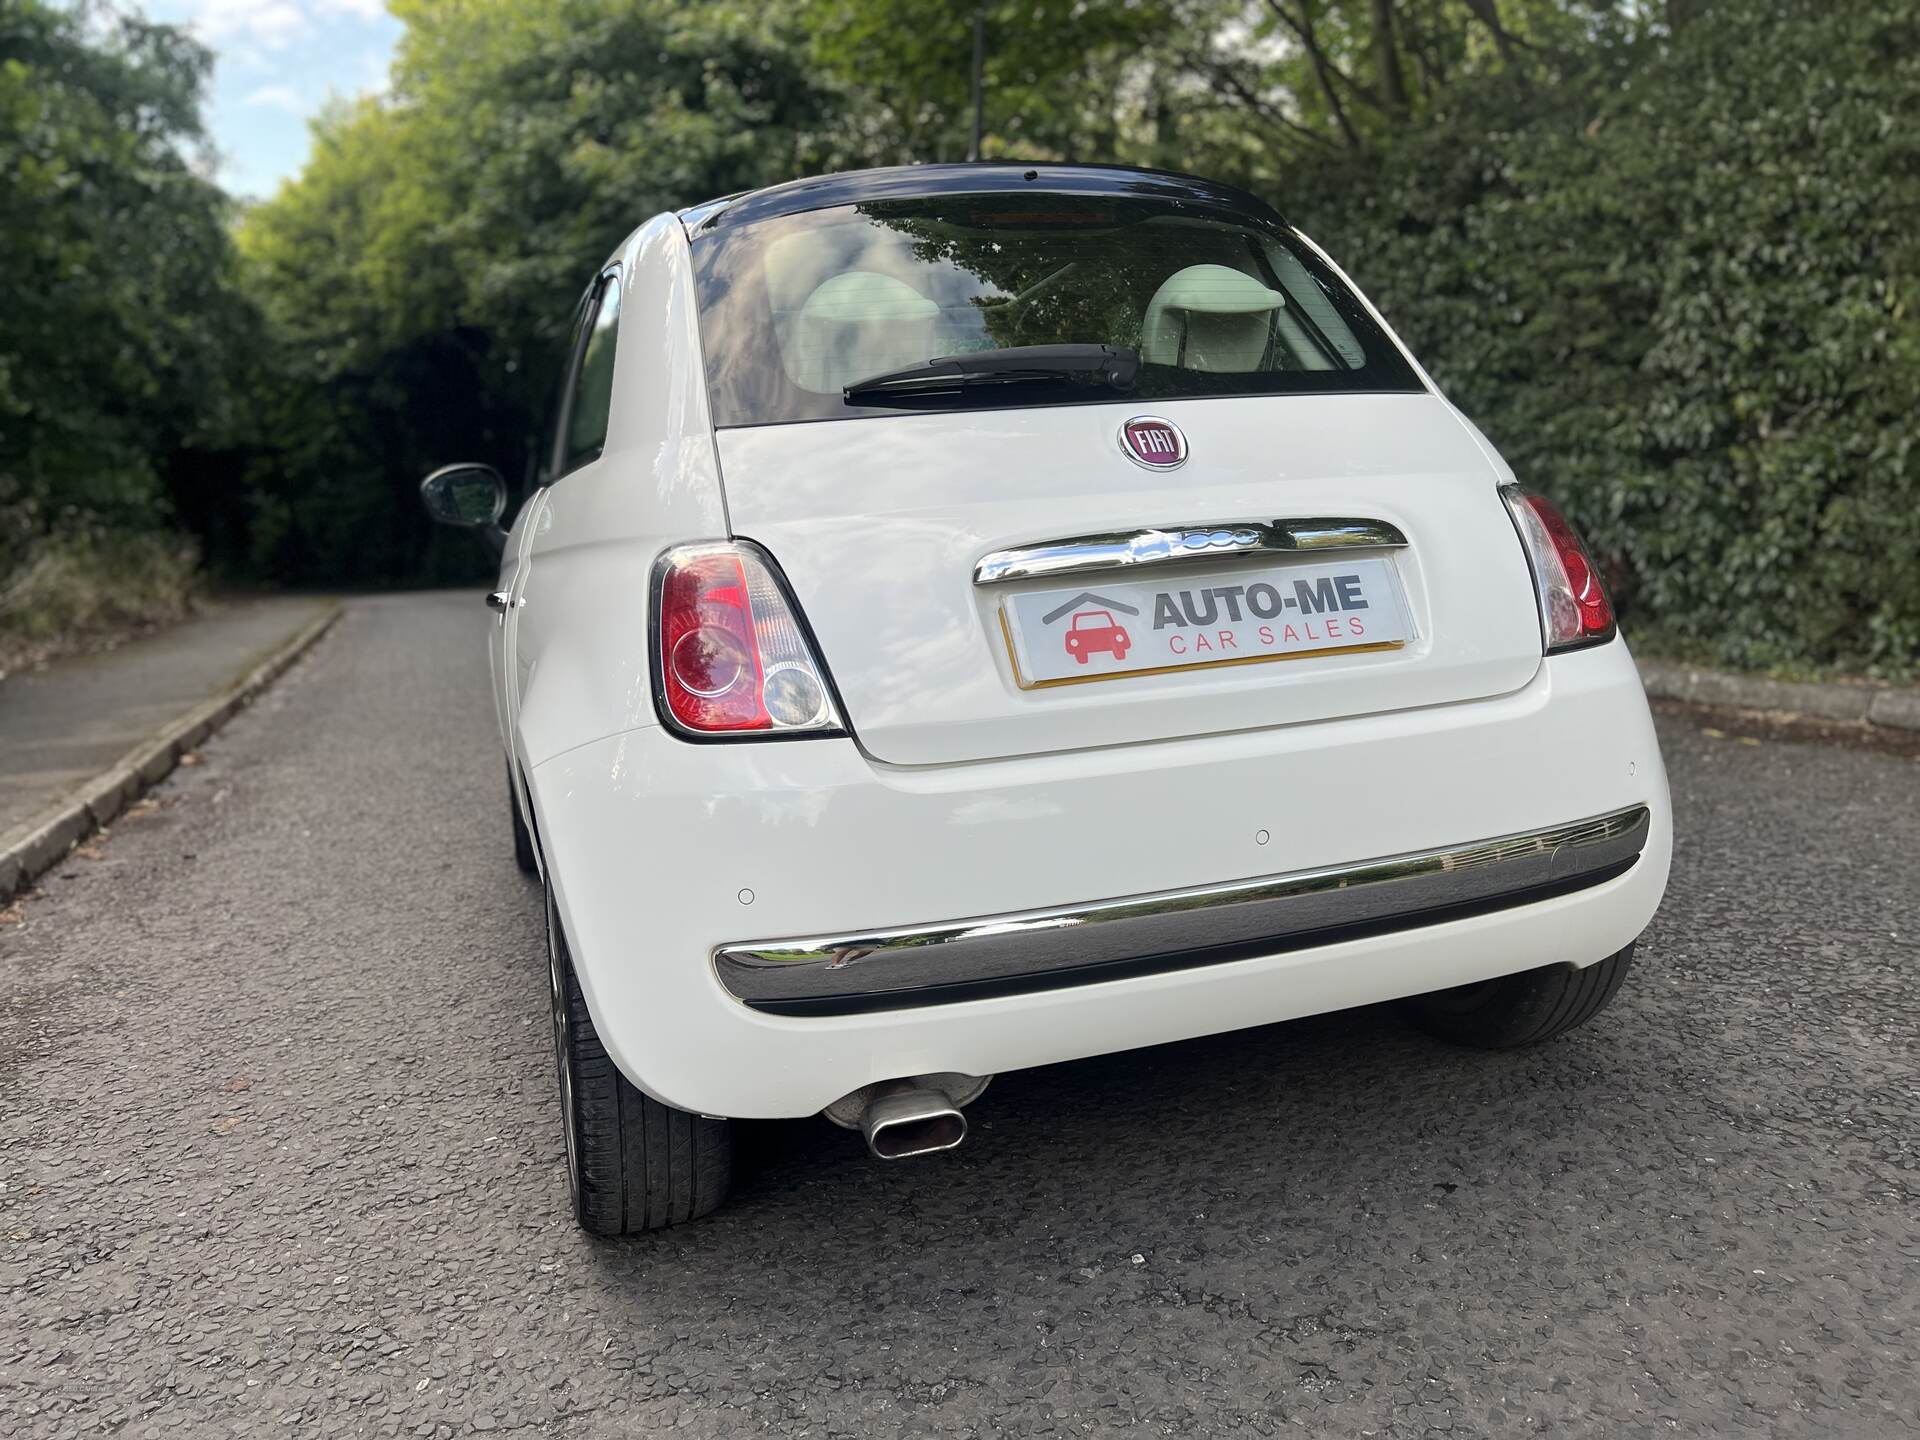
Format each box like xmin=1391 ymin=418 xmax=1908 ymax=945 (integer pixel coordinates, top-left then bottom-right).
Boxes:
xmin=1141 ymin=265 xmax=1286 ymax=372
xmin=797 ymin=272 xmax=940 ymax=324
xmin=1147 ymin=264 xmax=1287 ymax=316
xmin=783 ymin=271 xmax=940 ymax=393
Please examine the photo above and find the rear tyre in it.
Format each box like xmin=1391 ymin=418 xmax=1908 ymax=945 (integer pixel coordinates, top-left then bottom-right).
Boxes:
xmin=544 ymin=887 xmax=732 ymax=1234
xmin=508 ymin=762 xmax=537 ymax=874
xmin=1403 ymin=944 xmax=1635 ymax=1049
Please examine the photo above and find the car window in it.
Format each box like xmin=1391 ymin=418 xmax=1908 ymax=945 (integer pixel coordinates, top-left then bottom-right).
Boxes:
xmin=528 ymin=289 xmax=595 ymax=491
xmin=690 ymin=193 xmax=1420 ymax=427
xmin=528 ymin=366 xmax=568 ymax=495
xmin=562 ymin=273 xmax=621 ymax=473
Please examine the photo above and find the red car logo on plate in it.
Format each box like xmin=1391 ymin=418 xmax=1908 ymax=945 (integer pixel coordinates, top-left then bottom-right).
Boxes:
xmin=1063 ymin=610 xmax=1131 ymax=664
xmin=1041 ymin=591 xmax=1142 ymax=667
xmin=1119 ymin=416 xmax=1187 ymax=469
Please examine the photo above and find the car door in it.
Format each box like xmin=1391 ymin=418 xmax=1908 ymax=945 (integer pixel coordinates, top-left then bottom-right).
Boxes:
xmin=503 ymin=267 xmax=622 ymax=768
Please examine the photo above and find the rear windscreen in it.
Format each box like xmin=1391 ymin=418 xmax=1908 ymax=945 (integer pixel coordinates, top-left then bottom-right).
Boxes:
xmin=688 ymin=192 xmax=1423 ymax=428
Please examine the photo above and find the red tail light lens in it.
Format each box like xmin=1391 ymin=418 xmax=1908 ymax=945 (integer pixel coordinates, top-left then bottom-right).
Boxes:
xmin=654 ymin=542 xmax=843 ymax=737
xmin=1500 ymin=486 xmax=1616 ymax=652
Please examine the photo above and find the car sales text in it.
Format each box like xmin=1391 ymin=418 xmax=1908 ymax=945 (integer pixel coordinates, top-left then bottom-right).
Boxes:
xmin=1152 ymin=576 xmax=1369 ymax=654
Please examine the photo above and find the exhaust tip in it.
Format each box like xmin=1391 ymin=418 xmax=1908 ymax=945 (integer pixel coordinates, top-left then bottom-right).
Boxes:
xmin=862 ymin=1088 xmax=968 ymax=1160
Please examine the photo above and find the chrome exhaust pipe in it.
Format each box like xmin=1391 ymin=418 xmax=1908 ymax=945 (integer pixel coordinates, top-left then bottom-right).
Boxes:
xmin=861 ymin=1085 xmax=967 ymax=1160
xmin=822 ymin=1073 xmax=990 ymax=1160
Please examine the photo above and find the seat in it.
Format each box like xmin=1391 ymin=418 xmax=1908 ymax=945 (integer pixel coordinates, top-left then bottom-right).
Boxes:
xmin=1139 ymin=264 xmax=1286 ymax=372
xmin=783 ymin=271 xmax=940 ymax=393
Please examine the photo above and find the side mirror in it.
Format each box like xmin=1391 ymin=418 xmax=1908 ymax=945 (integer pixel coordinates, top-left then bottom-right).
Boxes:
xmin=420 ymin=463 xmax=509 ymax=554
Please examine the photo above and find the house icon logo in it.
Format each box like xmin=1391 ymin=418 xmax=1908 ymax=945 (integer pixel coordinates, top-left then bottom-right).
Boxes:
xmin=1040 ymin=592 xmax=1140 ymax=626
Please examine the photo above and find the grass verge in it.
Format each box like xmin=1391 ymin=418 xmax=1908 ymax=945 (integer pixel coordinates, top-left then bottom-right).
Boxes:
xmin=0 ymin=527 xmax=202 ymax=680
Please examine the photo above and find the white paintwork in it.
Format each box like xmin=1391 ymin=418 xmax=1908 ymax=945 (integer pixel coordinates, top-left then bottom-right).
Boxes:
xmin=532 ymin=640 xmax=1669 ymax=1118
xmin=499 ymin=204 xmax=1673 ymax=1120
xmin=505 ymin=214 xmax=730 ymax=775
xmin=716 ymin=393 xmax=1545 ymax=765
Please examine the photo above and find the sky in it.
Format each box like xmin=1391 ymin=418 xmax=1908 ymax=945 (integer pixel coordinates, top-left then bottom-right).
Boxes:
xmin=140 ymin=0 xmax=404 ymax=200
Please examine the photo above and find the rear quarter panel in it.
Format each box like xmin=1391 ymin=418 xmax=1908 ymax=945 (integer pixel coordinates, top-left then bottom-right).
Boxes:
xmin=510 ymin=214 xmax=728 ymax=772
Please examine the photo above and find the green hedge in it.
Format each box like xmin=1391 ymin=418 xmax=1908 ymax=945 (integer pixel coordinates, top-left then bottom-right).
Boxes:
xmin=1285 ymin=1 xmax=1920 ymax=676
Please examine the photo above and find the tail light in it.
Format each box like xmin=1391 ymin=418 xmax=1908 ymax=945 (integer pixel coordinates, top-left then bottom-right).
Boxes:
xmin=652 ymin=541 xmax=844 ymax=738
xmin=1500 ymin=485 xmax=1616 ymax=651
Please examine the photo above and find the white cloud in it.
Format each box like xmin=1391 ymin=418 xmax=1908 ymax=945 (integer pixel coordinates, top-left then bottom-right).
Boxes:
xmin=185 ymin=0 xmax=313 ymax=50
xmin=358 ymin=46 xmax=391 ymax=98
xmin=242 ymin=83 xmax=305 ymax=112
xmin=221 ymin=41 xmax=277 ymax=75
xmin=147 ymin=0 xmax=401 ymax=194
xmin=171 ymin=0 xmax=390 ymax=51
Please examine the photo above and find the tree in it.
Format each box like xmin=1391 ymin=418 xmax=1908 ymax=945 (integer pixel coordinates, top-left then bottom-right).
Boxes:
xmin=796 ymin=0 xmax=1179 ymax=164
xmin=0 ymin=1 xmax=254 ymax=531
xmin=233 ymin=0 xmax=847 ymax=584
xmin=1284 ymin=0 xmax=1920 ymax=672
xmin=204 ymin=0 xmax=1920 ymax=675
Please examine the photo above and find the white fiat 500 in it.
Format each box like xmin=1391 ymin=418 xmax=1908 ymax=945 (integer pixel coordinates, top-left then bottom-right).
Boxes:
xmin=422 ymin=164 xmax=1671 ymax=1235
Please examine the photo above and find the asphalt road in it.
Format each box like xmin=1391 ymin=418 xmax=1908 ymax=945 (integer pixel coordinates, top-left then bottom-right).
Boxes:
xmin=3 ymin=592 xmax=1916 ymax=1439
xmin=0 ymin=597 xmax=332 ymax=836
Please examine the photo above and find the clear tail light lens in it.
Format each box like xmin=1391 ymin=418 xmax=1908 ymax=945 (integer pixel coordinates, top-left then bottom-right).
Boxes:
xmin=1500 ymin=485 xmax=1616 ymax=652
xmin=653 ymin=541 xmax=844 ymax=737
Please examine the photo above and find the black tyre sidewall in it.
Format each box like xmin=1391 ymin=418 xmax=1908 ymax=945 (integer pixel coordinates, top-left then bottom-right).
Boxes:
xmin=509 ymin=762 xmax=538 ymax=873
xmin=541 ymin=884 xmax=733 ymax=1235
xmin=1406 ymin=943 xmax=1636 ymax=1049
xmin=544 ymin=885 xmax=591 ymax=1226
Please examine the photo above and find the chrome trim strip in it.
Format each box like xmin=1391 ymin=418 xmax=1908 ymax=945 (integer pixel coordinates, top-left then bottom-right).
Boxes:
xmin=1281 ymin=518 xmax=1410 ymax=552
xmin=715 ymin=806 xmax=1650 ymax=1007
xmin=973 ymin=519 xmax=1408 ymax=585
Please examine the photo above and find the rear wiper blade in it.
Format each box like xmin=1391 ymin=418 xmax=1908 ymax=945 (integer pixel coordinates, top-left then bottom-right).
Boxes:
xmin=844 ymin=344 xmax=1139 ymax=403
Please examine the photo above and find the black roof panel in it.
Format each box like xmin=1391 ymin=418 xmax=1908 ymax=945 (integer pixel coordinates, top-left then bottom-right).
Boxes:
xmin=678 ymin=162 xmax=1288 ymax=234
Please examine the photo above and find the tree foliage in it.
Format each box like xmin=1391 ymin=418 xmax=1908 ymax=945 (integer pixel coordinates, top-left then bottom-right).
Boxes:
xmin=7 ymin=0 xmax=1917 ymax=673
xmin=0 ymin=0 xmax=253 ymax=530
xmin=1285 ymin=1 xmax=1920 ymax=671
xmin=795 ymin=0 xmax=1177 ymax=163
xmin=234 ymin=0 xmax=845 ymax=583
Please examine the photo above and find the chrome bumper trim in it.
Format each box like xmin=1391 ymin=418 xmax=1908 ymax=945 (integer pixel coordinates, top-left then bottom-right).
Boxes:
xmin=972 ymin=518 xmax=1407 ymax=586
xmin=714 ymin=806 xmax=1650 ymax=1013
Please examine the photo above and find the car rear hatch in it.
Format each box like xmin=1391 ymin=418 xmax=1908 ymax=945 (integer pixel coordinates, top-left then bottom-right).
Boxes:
xmin=715 ymin=392 xmax=1545 ymax=766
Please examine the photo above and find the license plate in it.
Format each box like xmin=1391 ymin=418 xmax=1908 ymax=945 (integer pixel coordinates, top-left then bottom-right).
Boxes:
xmin=998 ymin=556 xmax=1412 ymax=689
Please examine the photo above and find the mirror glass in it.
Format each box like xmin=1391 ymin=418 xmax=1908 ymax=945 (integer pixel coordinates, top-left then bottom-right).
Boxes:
xmin=420 ymin=464 xmax=506 ymax=528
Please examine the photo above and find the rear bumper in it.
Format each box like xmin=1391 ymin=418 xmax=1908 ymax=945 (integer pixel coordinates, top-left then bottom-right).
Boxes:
xmin=717 ymin=806 xmax=1650 ymax=1012
xmin=529 ymin=639 xmax=1671 ymax=1119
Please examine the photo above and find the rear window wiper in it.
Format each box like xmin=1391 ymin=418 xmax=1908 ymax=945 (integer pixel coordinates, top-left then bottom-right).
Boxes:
xmin=843 ymin=344 xmax=1139 ymax=403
